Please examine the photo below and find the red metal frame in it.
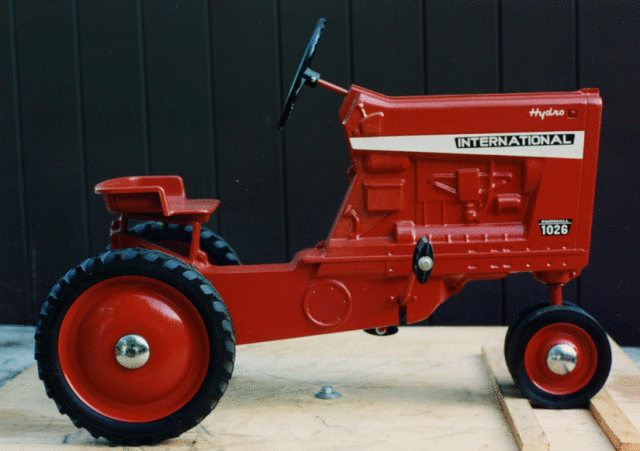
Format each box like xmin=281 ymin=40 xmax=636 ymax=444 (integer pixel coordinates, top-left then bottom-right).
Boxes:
xmin=96 ymin=81 xmax=602 ymax=346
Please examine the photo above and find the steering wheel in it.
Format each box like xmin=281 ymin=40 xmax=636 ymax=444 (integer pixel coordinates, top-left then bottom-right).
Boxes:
xmin=277 ymin=18 xmax=326 ymax=131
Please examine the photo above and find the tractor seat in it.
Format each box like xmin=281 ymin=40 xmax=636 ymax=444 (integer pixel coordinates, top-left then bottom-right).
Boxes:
xmin=95 ymin=175 xmax=219 ymax=223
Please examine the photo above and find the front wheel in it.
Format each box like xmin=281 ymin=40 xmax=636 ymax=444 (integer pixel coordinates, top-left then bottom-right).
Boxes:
xmin=504 ymin=301 xmax=579 ymax=374
xmin=505 ymin=304 xmax=611 ymax=409
xmin=35 ymin=249 xmax=235 ymax=445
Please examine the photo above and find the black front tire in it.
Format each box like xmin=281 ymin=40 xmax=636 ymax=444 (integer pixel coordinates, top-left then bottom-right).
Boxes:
xmin=505 ymin=304 xmax=611 ymax=409
xmin=504 ymin=302 xmax=549 ymax=373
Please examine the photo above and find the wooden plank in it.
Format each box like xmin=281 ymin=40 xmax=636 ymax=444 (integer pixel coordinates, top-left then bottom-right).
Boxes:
xmin=536 ymin=408 xmax=616 ymax=451
xmin=76 ymin=0 xmax=148 ymax=254
xmin=484 ymin=339 xmax=640 ymax=451
xmin=591 ymin=389 xmax=640 ymax=451
xmin=593 ymin=340 xmax=640 ymax=450
xmin=482 ymin=346 xmax=550 ymax=451
xmin=608 ymin=342 xmax=640 ymax=427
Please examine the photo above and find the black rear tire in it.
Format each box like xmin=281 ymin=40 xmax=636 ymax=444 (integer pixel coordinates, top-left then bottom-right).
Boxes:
xmin=35 ymin=249 xmax=235 ymax=445
xmin=111 ymin=221 xmax=241 ymax=265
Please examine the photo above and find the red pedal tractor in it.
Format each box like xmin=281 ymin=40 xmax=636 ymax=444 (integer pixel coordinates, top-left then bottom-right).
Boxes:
xmin=35 ymin=19 xmax=608 ymax=445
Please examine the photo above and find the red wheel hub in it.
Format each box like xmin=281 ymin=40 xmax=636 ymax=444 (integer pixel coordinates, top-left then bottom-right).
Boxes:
xmin=58 ymin=276 xmax=210 ymax=423
xmin=524 ymin=322 xmax=598 ymax=395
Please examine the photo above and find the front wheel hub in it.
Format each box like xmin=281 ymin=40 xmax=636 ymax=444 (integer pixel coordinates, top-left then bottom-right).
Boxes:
xmin=115 ymin=334 xmax=150 ymax=369
xmin=546 ymin=343 xmax=577 ymax=375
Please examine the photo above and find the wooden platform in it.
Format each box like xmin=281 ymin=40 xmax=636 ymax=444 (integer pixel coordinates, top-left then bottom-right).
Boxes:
xmin=0 ymin=327 xmax=638 ymax=450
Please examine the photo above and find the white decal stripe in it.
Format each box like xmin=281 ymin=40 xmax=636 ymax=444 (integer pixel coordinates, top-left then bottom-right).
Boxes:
xmin=349 ymin=131 xmax=585 ymax=159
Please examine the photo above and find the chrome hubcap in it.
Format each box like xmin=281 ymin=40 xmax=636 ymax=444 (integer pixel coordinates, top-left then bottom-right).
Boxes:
xmin=115 ymin=334 xmax=150 ymax=369
xmin=546 ymin=343 xmax=577 ymax=375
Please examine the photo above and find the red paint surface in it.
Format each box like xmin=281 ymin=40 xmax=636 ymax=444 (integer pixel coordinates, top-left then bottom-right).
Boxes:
xmin=96 ymin=84 xmax=602 ymax=345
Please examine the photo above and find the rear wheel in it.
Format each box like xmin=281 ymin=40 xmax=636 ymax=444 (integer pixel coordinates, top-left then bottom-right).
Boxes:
xmin=505 ymin=304 xmax=610 ymax=408
xmin=35 ymin=249 xmax=235 ymax=445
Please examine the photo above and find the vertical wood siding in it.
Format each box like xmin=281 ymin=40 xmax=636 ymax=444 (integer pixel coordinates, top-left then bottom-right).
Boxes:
xmin=1 ymin=0 xmax=638 ymax=345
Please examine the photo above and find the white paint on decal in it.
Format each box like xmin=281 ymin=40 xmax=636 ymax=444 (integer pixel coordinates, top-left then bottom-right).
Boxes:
xmin=349 ymin=131 xmax=585 ymax=159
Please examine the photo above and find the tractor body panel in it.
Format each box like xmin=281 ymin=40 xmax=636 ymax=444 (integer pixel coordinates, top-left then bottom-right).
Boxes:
xmin=330 ymin=86 xmax=602 ymax=323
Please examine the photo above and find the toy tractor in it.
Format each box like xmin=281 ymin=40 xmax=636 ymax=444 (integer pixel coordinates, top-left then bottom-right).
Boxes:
xmin=34 ymin=19 xmax=608 ymax=445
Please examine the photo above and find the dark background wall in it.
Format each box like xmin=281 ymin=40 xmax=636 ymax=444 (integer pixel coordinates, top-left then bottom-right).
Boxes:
xmin=1 ymin=1 xmax=638 ymax=345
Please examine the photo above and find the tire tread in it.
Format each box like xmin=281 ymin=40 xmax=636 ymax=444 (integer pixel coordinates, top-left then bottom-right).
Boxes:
xmin=35 ymin=248 xmax=235 ymax=445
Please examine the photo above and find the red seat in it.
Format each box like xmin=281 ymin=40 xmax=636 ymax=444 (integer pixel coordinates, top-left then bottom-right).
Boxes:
xmin=95 ymin=175 xmax=219 ymax=223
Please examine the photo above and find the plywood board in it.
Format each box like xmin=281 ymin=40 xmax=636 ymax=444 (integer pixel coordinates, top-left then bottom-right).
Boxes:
xmin=591 ymin=389 xmax=640 ymax=451
xmin=0 ymin=327 xmax=637 ymax=450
